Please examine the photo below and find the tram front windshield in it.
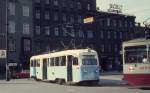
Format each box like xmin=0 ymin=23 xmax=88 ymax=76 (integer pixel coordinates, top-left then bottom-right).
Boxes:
xmin=124 ymin=45 xmax=150 ymax=63
xmin=82 ymin=55 xmax=98 ymax=65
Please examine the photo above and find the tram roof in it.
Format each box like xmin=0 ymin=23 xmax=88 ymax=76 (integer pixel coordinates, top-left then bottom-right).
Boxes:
xmin=123 ymin=38 xmax=150 ymax=47
xmin=30 ymin=49 xmax=97 ymax=59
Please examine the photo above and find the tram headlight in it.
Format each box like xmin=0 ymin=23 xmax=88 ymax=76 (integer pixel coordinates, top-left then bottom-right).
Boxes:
xmin=129 ymin=66 xmax=135 ymax=71
xmin=95 ymin=70 xmax=99 ymax=73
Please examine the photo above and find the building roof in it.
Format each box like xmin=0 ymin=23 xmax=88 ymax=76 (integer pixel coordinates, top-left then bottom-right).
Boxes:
xmin=96 ymin=10 xmax=136 ymax=18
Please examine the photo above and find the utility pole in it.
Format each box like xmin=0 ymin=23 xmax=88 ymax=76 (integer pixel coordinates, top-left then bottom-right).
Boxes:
xmin=143 ymin=18 xmax=150 ymax=38
xmin=5 ymin=0 xmax=10 ymax=81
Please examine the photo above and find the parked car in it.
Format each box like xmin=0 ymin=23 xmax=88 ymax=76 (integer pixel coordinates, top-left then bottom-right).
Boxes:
xmin=11 ymin=70 xmax=30 ymax=79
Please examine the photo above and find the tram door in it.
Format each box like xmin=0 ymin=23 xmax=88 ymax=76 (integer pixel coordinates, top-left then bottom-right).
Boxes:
xmin=43 ymin=59 xmax=47 ymax=80
xmin=67 ymin=55 xmax=73 ymax=82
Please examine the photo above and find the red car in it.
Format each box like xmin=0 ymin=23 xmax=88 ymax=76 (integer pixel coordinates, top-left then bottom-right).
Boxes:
xmin=11 ymin=70 xmax=30 ymax=79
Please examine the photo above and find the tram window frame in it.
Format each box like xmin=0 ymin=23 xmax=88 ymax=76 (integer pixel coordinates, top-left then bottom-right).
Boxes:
xmin=30 ymin=60 xmax=34 ymax=67
xmin=48 ymin=58 xmax=50 ymax=67
xmin=55 ymin=57 xmax=59 ymax=66
xmin=147 ymin=46 xmax=150 ymax=63
xmin=73 ymin=57 xmax=78 ymax=66
xmin=34 ymin=60 xmax=36 ymax=67
xmin=60 ymin=56 xmax=66 ymax=66
xmin=50 ymin=58 xmax=54 ymax=66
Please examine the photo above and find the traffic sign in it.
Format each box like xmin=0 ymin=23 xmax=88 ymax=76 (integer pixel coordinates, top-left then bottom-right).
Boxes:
xmin=0 ymin=50 xmax=6 ymax=58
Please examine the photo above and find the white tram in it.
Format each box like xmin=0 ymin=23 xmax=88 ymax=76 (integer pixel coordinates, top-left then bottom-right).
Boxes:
xmin=30 ymin=49 xmax=100 ymax=85
xmin=122 ymin=38 xmax=150 ymax=86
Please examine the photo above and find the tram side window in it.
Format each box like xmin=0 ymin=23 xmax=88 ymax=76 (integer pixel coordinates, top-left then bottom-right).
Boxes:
xmin=55 ymin=57 xmax=59 ymax=66
xmin=73 ymin=57 xmax=78 ymax=65
xmin=37 ymin=59 xmax=40 ymax=67
xmin=50 ymin=58 xmax=54 ymax=66
xmin=60 ymin=56 xmax=66 ymax=66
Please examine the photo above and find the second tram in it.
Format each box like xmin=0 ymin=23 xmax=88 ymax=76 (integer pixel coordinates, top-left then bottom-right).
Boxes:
xmin=30 ymin=49 xmax=100 ymax=85
xmin=122 ymin=38 xmax=150 ymax=86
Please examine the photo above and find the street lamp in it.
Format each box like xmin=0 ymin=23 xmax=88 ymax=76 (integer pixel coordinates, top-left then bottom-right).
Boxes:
xmin=5 ymin=0 xmax=10 ymax=81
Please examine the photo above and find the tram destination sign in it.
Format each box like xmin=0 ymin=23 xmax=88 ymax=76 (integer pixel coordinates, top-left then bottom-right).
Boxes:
xmin=0 ymin=50 xmax=6 ymax=58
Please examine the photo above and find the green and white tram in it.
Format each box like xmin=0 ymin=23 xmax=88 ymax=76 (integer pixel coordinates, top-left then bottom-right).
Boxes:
xmin=30 ymin=49 xmax=100 ymax=85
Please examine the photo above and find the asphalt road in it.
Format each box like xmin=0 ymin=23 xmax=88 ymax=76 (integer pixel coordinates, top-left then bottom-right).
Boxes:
xmin=0 ymin=75 xmax=150 ymax=93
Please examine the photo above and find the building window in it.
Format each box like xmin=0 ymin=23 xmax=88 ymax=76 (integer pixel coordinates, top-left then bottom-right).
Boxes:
xmin=70 ymin=15 xmax=74 ymax=23
xmin=8 ymin=2 xmax=15 ymax=16
xmin=113 ymin=20 xmax=117 ymax=27
xmin=35 ymin=9 xmax=40 ymax=19
xmin=107 ymin=31 xmax=111 ymax=39
xmin=114 ymin=31 xmax=117 ymax=39
xmin=8 ymin=21 xmax=15 ymax=34
xmin=70 ymin=28 xmax=75 ymax=37
xmin=78 ymin=29 xmax=84 ymax=38
xmin=62 ymin=27 xmax=67 ymax=37
xmin=8 ymin=39 xmax=16 ymax=51
xmin=62 ymin=0 xmax=66 ymax=7
xmin=130 ymin=22 xmax=133 ymax=28
xmin=77 ymin=2 xmax=81 ymax=10
xmin=78 ymin=15 xmax=82 ymax=23
xmin=45 ymin=11 xmax=50 ymax=20
xmin=125 ymin=21 xmax=128 ymax=27
xmin=45 ymin=26 xmax=50 ymax=35
xmin=87 ymin=3 xmax=91 ymax=10
xmin=101 ymin=44 xmax=105 ymax=52
xmin=35 ymin=26 xmax=40 ymax=35
xmin=108 ymin=45 xmax=111 ymax=52
xmin=119 ymin=32 xmax=123 ymax=39
xmin=45 ymin=0 xmax=50 ymax=4
xmin=114 ymin=45 xmax=118 ymax=52
xmin=23 ymin=6 xmax=29 ymax=17
xmin=107 ymin=18 xmax=110 ymax=27
xmin=53 ymin=0 xmax=58 ymax=6
xmin=23 ymin=23 xmax=30 ymax=35
xmin=23 ymin=39 xmax=31 ymax=52
xmin=62 ymin=14 xmax=67 ymax=22
xmin=119 ymin=20 xmax=122 ymax=27
xmin=69 ymin=1 xmax=74 ymax=8
xmin=54 ymin=27 xmax=59 ymax=36
xmin=54 ymin=12 xmax=58 ymax=21
xmin=35 ymin=42 xmax=41 ymax=53
xmin=87 ymin=30 xmax=93 ymax=38
xmin=100 ymin=31 xmax=104 ymax=39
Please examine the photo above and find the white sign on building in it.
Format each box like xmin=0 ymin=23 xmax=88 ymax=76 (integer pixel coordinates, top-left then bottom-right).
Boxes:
xmin=0 ymin=50 xmax=6 ymax=58
xmin=108 ymin=4 xmax=123 ymax=13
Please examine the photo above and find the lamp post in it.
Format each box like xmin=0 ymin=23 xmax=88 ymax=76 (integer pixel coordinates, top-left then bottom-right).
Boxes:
xmin=5 ymin=0 xmax=10 ymax=81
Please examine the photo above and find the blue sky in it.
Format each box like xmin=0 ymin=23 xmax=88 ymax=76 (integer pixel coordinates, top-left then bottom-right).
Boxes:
xmin=96 ymin=0 xmax=150 ymax=24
